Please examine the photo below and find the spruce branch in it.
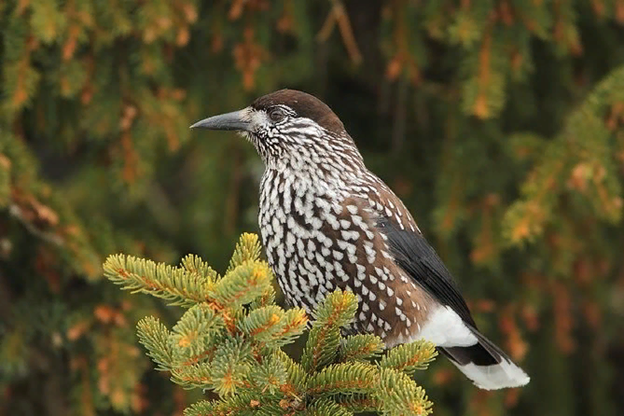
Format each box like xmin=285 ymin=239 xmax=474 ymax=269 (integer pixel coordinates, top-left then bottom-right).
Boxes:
xmin=103 ymin=254 xmax=211 ymax=307
xmin=210 ymin=338 xmax=254 ymax=395
xmin=302 ymin=289 xmax=359 ymax=373
xmin=136 ymin=316 xmax=174 ymax=371
xmin=169 ymin=304 xmax=224 ymax=366
xmin=181 ymin=254 xmax=219 ymax=283
xmin=238 ymin=305 xmax=286 ymax=342
xmin=247 ymin=354 xmax=290 ymax=395
xmin=340 ymin=334 xmax=386 ymax=362
xmin=227 ymin=232 xmax=263 ymax=273
xmin=272 ymin=349 xmax=308 ymax=395
xmin=301 ymin=398 xmax=354 ymax=416
xmin=379 ymin=340 xmax=438 ymax=376
xmin=211 ymin=261 xmax=272 ymax=308
xmin=503 ymin=64 xmax=624 ymax=245
xmin=374 ymin=369 xmax=433 ymax=416
xmin=250 ymin=284 xmax=277 ymax=309
xmin=272 ymin=309 xmax=309 ymax=347
xmin=306 ymin=362 xmax=379 ymax=396
xmin=334 ymin=393 xmax=382 ymax=414
xmin=171 ymin=362 xmax=215 ymax=389
xmin=184 ymin=395 xmax=261 ymax=416
xmin=104 ymin=233 xmax=436 ymax=415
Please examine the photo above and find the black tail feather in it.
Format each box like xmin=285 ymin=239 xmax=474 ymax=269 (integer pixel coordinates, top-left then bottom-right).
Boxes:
xmin=439 ymin=329 xmax=530 ymax=390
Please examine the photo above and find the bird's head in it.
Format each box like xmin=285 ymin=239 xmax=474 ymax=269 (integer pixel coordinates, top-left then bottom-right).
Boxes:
xmin=191 ymin=89 xmax=363 ymax=171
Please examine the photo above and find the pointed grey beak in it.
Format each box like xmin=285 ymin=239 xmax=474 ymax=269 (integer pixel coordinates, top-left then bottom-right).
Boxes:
xmin=190 ymin=109 xmax=250 ymax=131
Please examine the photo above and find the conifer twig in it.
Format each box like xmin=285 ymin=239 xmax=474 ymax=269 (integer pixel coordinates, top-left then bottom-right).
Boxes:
xmin=317 ymin=0 xmax=362 ymax=65
xmin=104 ymin=234 xmax=436 ymax=415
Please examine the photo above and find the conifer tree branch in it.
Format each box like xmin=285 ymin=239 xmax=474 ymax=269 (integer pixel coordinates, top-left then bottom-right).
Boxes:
xmin=374 ymin=368 xmax=433 ymax=415
xmin=334 ymin=394 xmax=381 ymax=414
xmin=503 ymin=64 xmax=624 ymax=245
xmin=226 ymin=232 xmax=263 ymax=273
xmin=104 ymin=234 xmax=435 ymax=415
xmin=339 ymin=334 xmax=385 ymax=362
xmin=136 ymin=316 xmax=174 ymax=371
xmin=306 ymin=362 xmax=379 ymax=395
xmin=302 ymin=290 xmax=359 ymax=373
xmin=103 ymin=254 xmax=211 ymax=307
xmin=379 ymin=341 xmax=438 ymax=375
xmin=317 ymin=0 xmax=362 ymax=65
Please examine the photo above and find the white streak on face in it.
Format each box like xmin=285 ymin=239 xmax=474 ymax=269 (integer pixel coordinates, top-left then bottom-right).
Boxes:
xmin=248 ymin=107 xmax=269 ymax=131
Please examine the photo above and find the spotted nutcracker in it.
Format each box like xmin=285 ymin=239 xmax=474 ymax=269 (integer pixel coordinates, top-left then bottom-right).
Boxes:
xmin=190 ymin=89 xmax=529 ymax=390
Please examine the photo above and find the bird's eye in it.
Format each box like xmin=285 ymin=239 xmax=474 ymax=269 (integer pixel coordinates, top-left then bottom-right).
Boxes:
xmin=268 ymin=108 xmax=286 ymax=122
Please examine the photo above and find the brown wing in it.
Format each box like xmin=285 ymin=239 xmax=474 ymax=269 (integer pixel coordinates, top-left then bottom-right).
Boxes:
xmin=355 ymin=180 xmax=478 ymax=328
xmin=315 ymin=189 xmax=435 ymax=345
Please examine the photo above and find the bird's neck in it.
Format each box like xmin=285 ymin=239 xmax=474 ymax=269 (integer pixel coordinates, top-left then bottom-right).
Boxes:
xmin=267 ymin=155 xmax=364 ymax=191
xmin=267 ymin=137 xmax=366 ymax=186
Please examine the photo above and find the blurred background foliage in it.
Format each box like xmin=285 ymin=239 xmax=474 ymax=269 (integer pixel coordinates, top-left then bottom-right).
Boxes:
xmin=1 ymin=0 xmax=624 ymax=415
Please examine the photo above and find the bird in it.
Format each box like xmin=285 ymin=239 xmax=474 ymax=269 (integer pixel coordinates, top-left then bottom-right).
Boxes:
xmin=190 ymin=89 xmax=530 ymax=390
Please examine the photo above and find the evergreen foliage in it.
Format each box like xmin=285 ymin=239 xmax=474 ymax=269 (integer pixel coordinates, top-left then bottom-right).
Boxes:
xmin=103 ymin=233 xmax=437 ymax=415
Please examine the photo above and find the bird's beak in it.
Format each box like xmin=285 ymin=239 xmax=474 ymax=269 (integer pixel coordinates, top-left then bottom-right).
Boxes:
xmin=189 ymin=108 xmax=251 ymax=131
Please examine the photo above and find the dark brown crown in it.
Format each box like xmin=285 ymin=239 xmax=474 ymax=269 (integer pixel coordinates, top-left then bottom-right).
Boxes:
xmin=251 ymin=89 xmax=345 ymax=135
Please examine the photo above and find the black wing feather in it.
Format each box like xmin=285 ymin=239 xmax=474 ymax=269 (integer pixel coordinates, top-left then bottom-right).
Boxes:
xmin=377 ymin=217 xmax=477 ymax=328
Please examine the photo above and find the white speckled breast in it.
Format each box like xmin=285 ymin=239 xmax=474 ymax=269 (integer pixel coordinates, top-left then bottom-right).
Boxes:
xmin=259 ymin=167 xmax=344 ymax=315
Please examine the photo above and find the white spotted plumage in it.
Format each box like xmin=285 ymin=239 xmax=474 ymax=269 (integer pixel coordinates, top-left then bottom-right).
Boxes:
xmin=257 ymin=114 xmax=432 ymax=341
xmin=190 ymin=89 xmax=532 ymax=391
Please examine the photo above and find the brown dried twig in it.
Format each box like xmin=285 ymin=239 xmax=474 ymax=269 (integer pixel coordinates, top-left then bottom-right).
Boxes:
xmin=317 ymin=0 xmax=362 ymax=65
